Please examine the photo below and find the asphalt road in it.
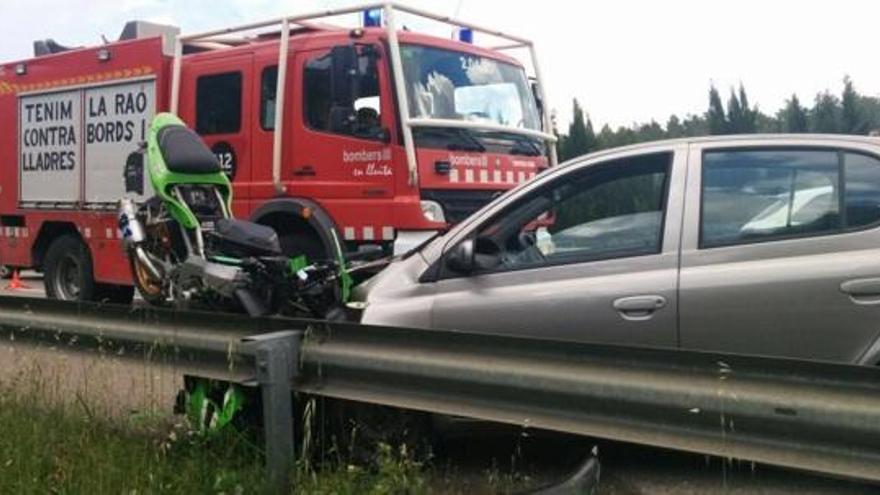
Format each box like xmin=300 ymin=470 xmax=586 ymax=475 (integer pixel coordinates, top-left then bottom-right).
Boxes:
xmin=0 ymin=272 xmax=876 ymax=494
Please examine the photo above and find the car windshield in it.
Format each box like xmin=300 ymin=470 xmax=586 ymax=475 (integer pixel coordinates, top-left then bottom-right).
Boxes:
xmin=400 ymin=44 xmax=541 ymax=131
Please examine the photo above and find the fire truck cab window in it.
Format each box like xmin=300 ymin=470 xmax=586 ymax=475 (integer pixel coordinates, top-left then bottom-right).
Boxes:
xmin=304 ymin=47 xmax=383 ymax=140
xmin=196 ymin=72 xmax=242 ymax=135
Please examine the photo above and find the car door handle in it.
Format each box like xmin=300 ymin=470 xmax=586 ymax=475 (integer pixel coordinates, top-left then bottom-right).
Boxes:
xmin=840 ymin=278 xmax=880 ymax=304
xmin=613 ymin=295 xmax=666 ymax=321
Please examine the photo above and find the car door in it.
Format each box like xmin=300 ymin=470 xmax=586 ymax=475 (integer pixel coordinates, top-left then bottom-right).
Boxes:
xmin=679 ymin=142 xmax=880 ymax=363
xmin=429 ymin=146 xmax=686 ymax=347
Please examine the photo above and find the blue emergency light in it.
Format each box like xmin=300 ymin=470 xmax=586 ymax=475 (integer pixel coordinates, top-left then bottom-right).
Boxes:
xmin=458 ymin=27 xmax=473 ymax=43
xmin=363 ymin=9 xmax=382 ymax=27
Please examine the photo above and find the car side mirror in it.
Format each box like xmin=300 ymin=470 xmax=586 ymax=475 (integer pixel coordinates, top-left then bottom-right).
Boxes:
xmin=445 ymin=238 xmax=475 ymax=273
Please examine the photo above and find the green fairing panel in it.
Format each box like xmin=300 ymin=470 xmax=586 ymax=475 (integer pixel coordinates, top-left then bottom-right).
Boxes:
xmin=147 ymin=113 xmax=232 ymax=230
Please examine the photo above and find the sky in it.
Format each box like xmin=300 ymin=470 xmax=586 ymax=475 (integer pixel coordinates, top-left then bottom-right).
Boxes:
xmin=3 ymin=0 xmax=880 ymax=129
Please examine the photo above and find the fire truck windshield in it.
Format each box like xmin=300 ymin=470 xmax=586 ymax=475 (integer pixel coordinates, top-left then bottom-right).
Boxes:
xmin=400 ymin=44 xmax=541 ymax=131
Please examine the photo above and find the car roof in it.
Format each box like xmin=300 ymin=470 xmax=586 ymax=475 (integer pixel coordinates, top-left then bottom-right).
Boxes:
xmin=559 ymin=133 xmax=880 ymax=168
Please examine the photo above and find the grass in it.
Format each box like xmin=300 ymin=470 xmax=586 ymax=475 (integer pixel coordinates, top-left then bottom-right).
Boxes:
xmin=0 ymin=376 xmax=429 ymax=494
xmin=0 ymin=384 xmax=266 ymax=493
xmin=0 ymin=354 xmax=549 ymax=494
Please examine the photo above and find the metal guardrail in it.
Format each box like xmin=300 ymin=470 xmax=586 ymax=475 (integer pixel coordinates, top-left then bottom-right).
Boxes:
xmin=0 ymin=296 xmax=299 ymax=488
xmin=299 ymin=321 xmax=880 ymax=483
xmin=0 ymin=295 xmax=879 ymax=490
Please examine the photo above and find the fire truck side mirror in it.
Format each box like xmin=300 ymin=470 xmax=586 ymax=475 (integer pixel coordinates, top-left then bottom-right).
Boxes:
xmin=531 ymin=81 xmax=545 ymax=119
xmin=330 ymin=45 xmax=358 ymax=107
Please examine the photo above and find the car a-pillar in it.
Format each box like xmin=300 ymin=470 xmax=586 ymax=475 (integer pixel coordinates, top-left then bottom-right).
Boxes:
xmin=251 ymin=198 xmax=342 ymax=263
xmin=35 ymin=222 xmax=134 ymax=304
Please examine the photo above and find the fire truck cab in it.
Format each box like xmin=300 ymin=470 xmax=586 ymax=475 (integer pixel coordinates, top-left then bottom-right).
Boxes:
xmin=0 ymin=2 xmax=556 ymax=303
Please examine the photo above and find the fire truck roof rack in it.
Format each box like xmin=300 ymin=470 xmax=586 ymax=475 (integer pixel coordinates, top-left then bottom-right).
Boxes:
xmin=168 ymin=2 xmax=557 ymax=193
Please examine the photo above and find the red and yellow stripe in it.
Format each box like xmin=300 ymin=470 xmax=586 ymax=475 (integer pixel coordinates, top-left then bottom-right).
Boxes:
xmin=0 ymin=65 xmax=154 ymax=96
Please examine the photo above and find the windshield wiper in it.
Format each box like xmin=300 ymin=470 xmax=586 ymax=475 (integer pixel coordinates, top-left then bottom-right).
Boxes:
xmin=509 ymin=135 xmax=543 ymax=157
xmin=445 ymin=129 xmax=486 ymax=153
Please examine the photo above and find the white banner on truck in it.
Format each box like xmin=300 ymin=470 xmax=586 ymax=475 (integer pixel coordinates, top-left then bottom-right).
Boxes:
xmin=19 ymin=90 xmax=82 ymax=202
xmin=17 ymin=78 xmax=155 ymax=205
xmin=84 ymin=80 xmax=155 ymax=203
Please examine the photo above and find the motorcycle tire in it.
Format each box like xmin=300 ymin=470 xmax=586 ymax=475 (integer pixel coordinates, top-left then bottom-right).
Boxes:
xmin=129 ymin=252 xmax=166 ymax=306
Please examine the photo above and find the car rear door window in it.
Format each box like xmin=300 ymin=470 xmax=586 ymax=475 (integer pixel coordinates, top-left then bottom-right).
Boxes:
xmin=469 ymin=152 xmax=671 ymax=273
xmin=844 ymin=152 xmax=880 ymax=228
xmin=701 ymin=149 xmax=840 ymax=247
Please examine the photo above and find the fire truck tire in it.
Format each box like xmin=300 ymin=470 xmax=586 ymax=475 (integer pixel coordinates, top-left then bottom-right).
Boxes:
xmin=0 ymin=266 xmax=11 ymax=279
xmin=44 ymin=235 xmax=97 ymax=302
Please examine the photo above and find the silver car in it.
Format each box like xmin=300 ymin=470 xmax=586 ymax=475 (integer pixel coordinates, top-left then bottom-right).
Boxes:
xmin=354 ymin=135 xmax=880 ymax=364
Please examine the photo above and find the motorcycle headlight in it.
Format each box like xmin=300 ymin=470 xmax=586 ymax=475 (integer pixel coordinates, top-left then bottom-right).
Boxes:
xmin=420 ymin=200 xmax=446 ymax=223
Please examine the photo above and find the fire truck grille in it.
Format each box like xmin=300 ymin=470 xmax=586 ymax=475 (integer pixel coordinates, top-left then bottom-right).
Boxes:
xmin=421 ymin=189 xmax=500 ymax=224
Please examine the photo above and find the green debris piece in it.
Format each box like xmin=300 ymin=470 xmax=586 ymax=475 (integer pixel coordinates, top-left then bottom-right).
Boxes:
xmin=287 ymin=255 xmax=310 ymax=274
xmin=185 ymin=380 xmax=245 ymax=435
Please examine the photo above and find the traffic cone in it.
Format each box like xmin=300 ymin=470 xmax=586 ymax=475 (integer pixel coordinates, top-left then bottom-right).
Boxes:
xmin=5 ymin=269 xmax=28 ymax=290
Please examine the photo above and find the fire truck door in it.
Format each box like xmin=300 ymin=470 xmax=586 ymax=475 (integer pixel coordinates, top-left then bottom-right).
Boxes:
xmin=291 ymin=46 xmax=395 ymax=204
xmin=179 ymin=54 xmax=254 ymax=215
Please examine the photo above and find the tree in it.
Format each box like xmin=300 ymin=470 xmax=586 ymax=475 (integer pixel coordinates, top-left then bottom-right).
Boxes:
xmin=666 ymin=115 xmax=685 ymax=138
xmin=780 ymin=94 xmax=808 ymax=133
xmin=724 ymin=84 xmax=757 ymax=134
xmin=726 ymin=88 xmax=744 ymax=133
xmin=707 ymin=85 xmax=728 ymax=135
xmin=755 ymin=112 xmax=781 ymax=133
xmin=551 ymin=109 xmax=566 ymax=160
xmin=811 ymin=91 xmax=841 ymax=133
xmin=841 ymin=76 xmax=866 ymax=134
xmin=551 ymin=81 xmax=880 ymax=152
xmin=682 ymin=114 xmax=709 ymax=136
xmin=561 ymin=99 xmax=597 ymax=160
xmin=737 ymin=84 xmax=757 ymax=133
xmin=637 ymin=120 xmax=665 ymax=142
xmin=597 ymin=124 xmax=616 ymax=150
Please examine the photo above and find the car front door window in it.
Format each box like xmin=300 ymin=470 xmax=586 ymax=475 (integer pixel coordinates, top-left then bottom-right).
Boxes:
xmin=458 ymin=152 xmax=672 ymax=275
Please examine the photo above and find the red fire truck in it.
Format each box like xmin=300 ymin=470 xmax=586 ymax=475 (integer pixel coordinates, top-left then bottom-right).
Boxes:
xmin=0 ymin=2 xmax=556 ymax=303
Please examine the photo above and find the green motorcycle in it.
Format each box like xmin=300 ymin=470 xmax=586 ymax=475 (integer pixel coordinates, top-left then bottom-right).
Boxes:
xmin=118 ymin=113 xmax=350 ymax=317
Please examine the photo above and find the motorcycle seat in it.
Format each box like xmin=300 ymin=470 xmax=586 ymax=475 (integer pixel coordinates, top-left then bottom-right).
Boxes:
xmin=209 ymin=218 xmax=282 ymax=257
xmin=157 ymin=125 xmax=221 ymax=175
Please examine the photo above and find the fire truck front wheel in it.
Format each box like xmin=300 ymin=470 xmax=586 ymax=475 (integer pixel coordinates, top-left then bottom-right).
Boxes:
xmin=44 ymin=235 xmax=97 ymax=302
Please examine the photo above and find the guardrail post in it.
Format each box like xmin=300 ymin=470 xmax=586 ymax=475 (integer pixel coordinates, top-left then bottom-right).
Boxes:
xmin=244 ymin=330 xmax=303 ymax=494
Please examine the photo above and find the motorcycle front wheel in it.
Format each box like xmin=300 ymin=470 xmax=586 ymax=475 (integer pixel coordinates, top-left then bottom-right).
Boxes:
xmin=129 ymin=253 xmax=167 ymax=306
